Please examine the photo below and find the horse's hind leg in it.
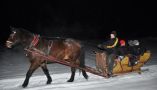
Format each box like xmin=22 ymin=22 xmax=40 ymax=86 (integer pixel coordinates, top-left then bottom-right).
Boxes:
xmin=82 ymin=70 xmax=88 ymax=80
xmin=41 ymin=63 xmax=52 ymax=84
xmin=67 ymin=67 xmax=76 ymax=82
xmin=22 ymin=61 xmax=40 ymax=88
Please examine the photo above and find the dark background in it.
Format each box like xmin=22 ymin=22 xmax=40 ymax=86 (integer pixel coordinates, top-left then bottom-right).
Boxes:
xmin=1 ymin=0 xmax=156 ymax=44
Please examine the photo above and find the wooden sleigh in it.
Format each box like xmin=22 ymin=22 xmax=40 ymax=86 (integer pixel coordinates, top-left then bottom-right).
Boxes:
xmin=95 ymin=50 xmax=151 ymax=76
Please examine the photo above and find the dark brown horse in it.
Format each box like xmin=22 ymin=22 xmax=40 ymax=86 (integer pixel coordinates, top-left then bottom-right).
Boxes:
xmin=6 ymin=27 xmax=88 ymax=88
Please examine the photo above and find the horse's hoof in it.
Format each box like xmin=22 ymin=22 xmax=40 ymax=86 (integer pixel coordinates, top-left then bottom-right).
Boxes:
xmin=47 ymin=79 xmax=52 ymax=84
xmin=85 ymin=75 xmax=89 ymax=80
xmin=47 ymin=82 xmax=51 ymax=84
xmin=22 ymin=84 xmax=27 ymax=88
xmin=67 ymin=79 xmax=74 ymax=82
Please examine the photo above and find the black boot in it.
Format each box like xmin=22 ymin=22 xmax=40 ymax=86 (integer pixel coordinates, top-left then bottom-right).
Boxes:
xmin=107 ymin=72 xmax=113 ymax=78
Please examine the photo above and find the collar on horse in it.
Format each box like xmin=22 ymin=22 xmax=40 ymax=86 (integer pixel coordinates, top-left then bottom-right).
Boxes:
xmin=27 ymin=34 xmax=53 ymax=55
xmin=25 ymin=34 xmax=54 ymax=58
xmin=29 ymin=34 xmax=40 ymax=48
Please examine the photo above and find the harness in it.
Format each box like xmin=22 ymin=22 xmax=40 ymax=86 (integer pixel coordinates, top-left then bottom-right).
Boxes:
xmin=29 ymin=34 xmax=40 ymax=48
xmin=25 ymin=34 xmax=53 ymax=57
xmin=47 ymin=40 xmax=53 ymax=55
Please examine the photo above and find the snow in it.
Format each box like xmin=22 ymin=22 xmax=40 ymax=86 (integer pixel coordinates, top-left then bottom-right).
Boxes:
xmin=0 ymin=39 xmax=157 ymax=90
xmin=0 ymin=65 xmax=157 ymax=90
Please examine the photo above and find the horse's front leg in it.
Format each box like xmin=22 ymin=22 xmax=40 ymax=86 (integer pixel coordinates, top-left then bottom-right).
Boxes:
xmin=22 ymin=61 xmax=40 ymax=88
xmin=41 ymin=62 xmax=52 ymax=84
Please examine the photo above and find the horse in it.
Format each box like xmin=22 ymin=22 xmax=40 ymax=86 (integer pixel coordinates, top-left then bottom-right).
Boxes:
xmin=6 ymin=27 xmax=88 ymax=88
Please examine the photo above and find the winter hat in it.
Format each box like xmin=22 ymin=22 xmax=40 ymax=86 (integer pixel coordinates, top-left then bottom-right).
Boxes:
xmin=111 ymin=31 xmax=117 ymax=37
xmin=120 ymin=40 xmax=126 ymax=46
xmin=133 ymin=40 xmax=139 ymax=46
xmin=128 ymin=40 xmax=134 ymax=46
xmin=128 ymin=40 xmax=139 ymax=46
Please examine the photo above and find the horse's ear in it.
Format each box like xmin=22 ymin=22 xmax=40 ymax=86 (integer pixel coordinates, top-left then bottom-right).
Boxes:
xmin=9 ymin=26 xmax=16 ymax=32
xmin=10 ymin=26 xmax=13 ymax=29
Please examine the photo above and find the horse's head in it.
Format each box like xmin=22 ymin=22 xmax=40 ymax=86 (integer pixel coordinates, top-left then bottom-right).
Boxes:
xmin=6 ymin=27 xmax=21 ymax=48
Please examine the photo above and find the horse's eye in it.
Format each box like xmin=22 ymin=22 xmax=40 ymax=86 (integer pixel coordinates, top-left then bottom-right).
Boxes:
xmin=10 ymin=31 xmax=16 ymax=39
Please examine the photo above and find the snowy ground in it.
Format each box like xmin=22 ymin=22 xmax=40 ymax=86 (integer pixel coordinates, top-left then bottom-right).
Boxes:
xmin=0 ymin=38 xmax=157 ymax=90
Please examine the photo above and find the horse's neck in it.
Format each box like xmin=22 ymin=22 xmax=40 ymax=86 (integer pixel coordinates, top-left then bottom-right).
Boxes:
xmin=20 ymin=33 xmax=34 ymax=48
xmin=33 ymin=37 xmax=52 ymax=55
xmin=37 ymin=38 xmax=51 ymax=49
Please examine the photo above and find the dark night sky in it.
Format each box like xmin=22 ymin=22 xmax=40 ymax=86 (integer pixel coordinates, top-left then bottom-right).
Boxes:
xmin=1 ymin=0 xmax=156 ymax=42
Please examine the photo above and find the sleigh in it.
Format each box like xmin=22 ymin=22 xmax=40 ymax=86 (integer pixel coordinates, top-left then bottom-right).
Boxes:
xmin=95 ymin=50 xmax=151 ymax=76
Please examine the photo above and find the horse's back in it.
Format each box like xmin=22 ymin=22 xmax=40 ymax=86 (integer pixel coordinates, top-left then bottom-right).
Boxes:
xmin=50 ymin=38 xmax=82 ymax=60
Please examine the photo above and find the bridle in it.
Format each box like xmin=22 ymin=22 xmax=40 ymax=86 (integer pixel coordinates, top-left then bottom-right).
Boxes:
xmin=6 ymin=31 xmax=17 ymax=48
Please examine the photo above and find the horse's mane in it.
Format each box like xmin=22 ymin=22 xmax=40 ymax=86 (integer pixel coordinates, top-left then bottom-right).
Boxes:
xmin=16 ymin=28 xmax=33 ymax=35
xmin=41 ymin=36 xmax=66 ymax=41
xmin=12 ymin=27 xmax=82 ymax=45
